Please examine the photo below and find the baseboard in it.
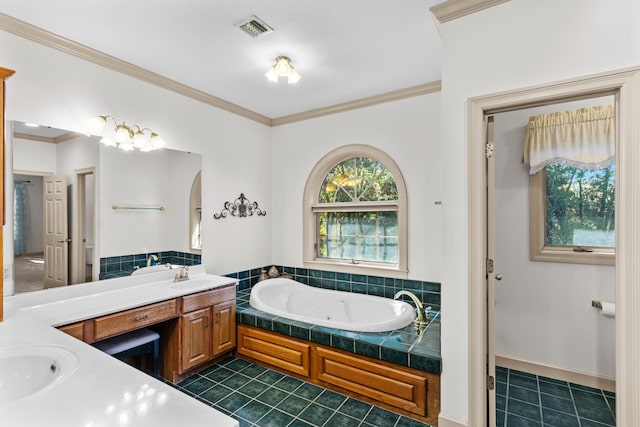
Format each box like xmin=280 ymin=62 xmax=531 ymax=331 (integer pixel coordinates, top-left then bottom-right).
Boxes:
xmin=438 ymin=414 xmax=467 ymax=427
xmin=495 ymin=355 xmax=615 ymax=392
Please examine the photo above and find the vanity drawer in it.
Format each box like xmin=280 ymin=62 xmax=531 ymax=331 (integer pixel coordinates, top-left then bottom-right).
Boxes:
xmin=181 ymin=285 xmax=236 ymax=313
xmin=58 ymin=322 xmax=85 ymax=341
xmin=93 ymin=299 xmax=177 ymax=340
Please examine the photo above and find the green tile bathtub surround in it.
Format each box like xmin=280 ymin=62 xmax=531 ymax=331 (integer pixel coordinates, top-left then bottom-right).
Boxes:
xmin=355 ymin=340 xmax=381 ymax=359
xmin=235 ymin=288 xmax=442 ymax=374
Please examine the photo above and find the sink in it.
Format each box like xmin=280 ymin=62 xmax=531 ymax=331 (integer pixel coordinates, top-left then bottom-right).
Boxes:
xmin=0 ymin=345 xmax=79 ymax=404
xmin=131 ymin=263 xmax=173 ymax=276
xmin=169 ymin=279 xmax=216 ymax=290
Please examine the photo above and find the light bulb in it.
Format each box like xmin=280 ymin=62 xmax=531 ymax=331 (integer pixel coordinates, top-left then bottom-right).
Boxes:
xmin=275 ymin=57 xmax=291 ymax=75
xmin=265 ymin=66 xmax=278 ymax=83
xmin=288 ymin=67 xmax=301 ymax=84
xmin=115 ymin=124 xmax=131 ymax=144
xmin=133 ymin=130 xmax=148 ymax=149
xmin=87 ymin=116 xmax=107 ymax=135
xmin=150 ymin=133 xmax=166 ymax=150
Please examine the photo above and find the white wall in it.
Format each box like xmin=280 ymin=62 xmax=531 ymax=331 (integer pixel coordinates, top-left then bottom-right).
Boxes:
xmin=494 ymin=99 xmax=615 ymax=380
xmin=1 ymin=28 xmax=272 ymax=279
xmin=271 ymin=93 xmax=442 ymax=282
xmin=439 ymin=0 xmax=640 ymax=423
xmin=56 ymin=135 xmax=100 ymax=180
xmin=13 ymin=137 xmax=56 ymax=173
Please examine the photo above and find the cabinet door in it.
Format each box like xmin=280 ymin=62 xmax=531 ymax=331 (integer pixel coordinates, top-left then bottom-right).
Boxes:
xmin=212 ymin=300 xmax=236 ymax=356
xmin=181 ymin=307 xmax=212 ymax=372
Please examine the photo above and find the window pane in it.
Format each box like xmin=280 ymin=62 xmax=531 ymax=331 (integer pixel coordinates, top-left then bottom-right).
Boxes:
xmin=319 ymin=157 xmax=398 ymax=203
xmin=317 ymin=211 xmax=398 ymax=264
xmin=545 ymin=164 xmax=615 ymax=247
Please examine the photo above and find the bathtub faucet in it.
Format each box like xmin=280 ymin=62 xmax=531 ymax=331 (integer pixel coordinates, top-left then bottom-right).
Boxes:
xmin=394 ymin=290 xmax=428 ymax=325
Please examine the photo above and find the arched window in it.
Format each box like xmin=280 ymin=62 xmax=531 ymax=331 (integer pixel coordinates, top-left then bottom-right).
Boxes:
xmin=304 ymin=145 xmax=407 ymax=277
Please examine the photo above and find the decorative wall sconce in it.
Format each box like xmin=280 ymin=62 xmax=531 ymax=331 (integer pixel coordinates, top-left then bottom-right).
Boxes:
xmin=213 ymin=193 xmax=266 ymax=219
xmin=86 ymin=115 xmax=167 ymax=152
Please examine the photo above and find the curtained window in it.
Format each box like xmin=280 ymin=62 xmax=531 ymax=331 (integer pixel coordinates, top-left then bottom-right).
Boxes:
xmin=525 ymin=104 xmax=615 ymax=265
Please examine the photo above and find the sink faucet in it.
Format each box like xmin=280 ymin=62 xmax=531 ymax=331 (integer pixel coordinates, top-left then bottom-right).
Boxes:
xmin=174 ymin=266 xmax=189 ymax=282
xmin=146 ymin=254 xmax=158 ymax=267
xmin=394 ymin=290 xmax=428 ymax=324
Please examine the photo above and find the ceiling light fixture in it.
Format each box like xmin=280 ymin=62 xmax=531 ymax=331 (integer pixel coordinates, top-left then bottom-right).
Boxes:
xmin=86 ymin=115 xmax=166 ymax=152
xmin=265 ymin=56 xmax=301 ymax=84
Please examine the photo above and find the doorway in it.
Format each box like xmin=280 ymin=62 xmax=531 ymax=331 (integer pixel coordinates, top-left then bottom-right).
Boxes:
xmin=467 ymin=67 xmax=640 ymax=427
xmin=487 ymin=96 xmax=616 ymax=426
xmin=13 ymin=173 xmax=45 ymax=293
xmin=71 ymin=167 xmax=96 ymax=284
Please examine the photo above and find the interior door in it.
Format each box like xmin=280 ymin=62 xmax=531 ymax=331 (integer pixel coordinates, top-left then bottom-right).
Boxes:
xmin=43 ymin=175 xmax=69 ymax=288
xmin=486 ymin=115 xmax=498 ymax=427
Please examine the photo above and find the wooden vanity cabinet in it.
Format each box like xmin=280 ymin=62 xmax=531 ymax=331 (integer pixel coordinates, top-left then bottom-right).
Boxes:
xmin=162 ymin=284 xmax=236 ymax=381
xmin=212 ymin=300 xmax=235 ymax=355
xmin=181 ymin=307 xmax=213 ymax=371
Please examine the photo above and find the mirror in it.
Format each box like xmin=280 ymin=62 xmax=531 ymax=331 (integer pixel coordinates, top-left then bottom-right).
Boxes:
xmin=11 ymin=121 xmax=202 ymax=294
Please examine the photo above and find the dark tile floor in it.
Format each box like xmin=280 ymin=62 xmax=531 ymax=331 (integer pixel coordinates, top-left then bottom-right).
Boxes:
xmin=170 ymin=356 xmax=431 ymax=427
xmin=496 ymin=366 xmax=616 ymax=427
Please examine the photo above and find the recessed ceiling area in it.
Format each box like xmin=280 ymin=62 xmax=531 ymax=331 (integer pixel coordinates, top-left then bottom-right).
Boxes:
xmin=0 ymin=1 xmax=443 ymax=120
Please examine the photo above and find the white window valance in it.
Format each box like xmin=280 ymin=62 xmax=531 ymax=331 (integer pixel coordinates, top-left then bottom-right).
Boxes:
xmin=523 ymin=104 xmax=615 ymax=175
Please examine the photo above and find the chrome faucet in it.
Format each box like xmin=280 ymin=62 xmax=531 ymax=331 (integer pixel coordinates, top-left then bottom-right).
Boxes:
xmin=394 ymin=290 xmax=428 ymax=325
xmin=146 ymin=254 xmax=158 ymax=267
xmin=174 ymin=266 xmax=190 ymax=282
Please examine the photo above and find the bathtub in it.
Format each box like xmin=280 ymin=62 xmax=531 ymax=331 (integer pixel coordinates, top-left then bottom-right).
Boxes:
xmin=249 ymin=278 xmax=416 ymax=332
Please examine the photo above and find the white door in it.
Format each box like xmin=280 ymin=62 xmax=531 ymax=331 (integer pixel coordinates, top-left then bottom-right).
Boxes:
xmin=44 ymin=175 xmax=68 ymax=288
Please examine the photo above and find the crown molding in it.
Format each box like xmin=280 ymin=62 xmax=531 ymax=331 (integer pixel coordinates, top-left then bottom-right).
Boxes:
xmin=13 ymin=131 xmax=83 ymax=144
xmin=13 ymin=132 xmax=55 ymax=143
xmin=430 ymin=0 xmax=510 ymax=24
xmin=272 ymin=81 xmax=442 ymax=126
xmin=0 ymin=13 xmax=272 ymax=126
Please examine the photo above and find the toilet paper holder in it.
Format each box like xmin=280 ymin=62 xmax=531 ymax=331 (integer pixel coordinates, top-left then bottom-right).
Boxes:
xmin=592 ymin=300 xmax=616 ymax=318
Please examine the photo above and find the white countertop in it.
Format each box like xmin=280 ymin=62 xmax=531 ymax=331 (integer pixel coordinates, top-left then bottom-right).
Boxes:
xmin=1 ymin=265 xmax=240 ymax=427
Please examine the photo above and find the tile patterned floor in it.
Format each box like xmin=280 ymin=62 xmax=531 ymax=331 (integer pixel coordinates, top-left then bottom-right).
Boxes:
xmin=496 ymin=366 xmax=616 ymax=427
xmin=169 ymin=356 xmax=431 ymax=427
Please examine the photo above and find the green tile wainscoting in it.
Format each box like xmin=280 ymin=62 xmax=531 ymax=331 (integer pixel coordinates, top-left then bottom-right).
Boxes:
xmin=226 ymin=266 xmax=441 ymax=313
xmin=99 ymin=250 xmax=202 ymax=279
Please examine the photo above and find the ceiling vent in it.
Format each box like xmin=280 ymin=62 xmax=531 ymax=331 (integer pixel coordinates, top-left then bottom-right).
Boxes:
xmin=237 ymin=16 xmax=274 ymax=38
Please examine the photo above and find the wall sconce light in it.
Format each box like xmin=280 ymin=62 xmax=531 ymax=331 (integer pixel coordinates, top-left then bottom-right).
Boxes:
xmin=265 ymin=56 xmax=301 ymax=84
xmin=86 ymin=115 xmax=167 ymax=152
